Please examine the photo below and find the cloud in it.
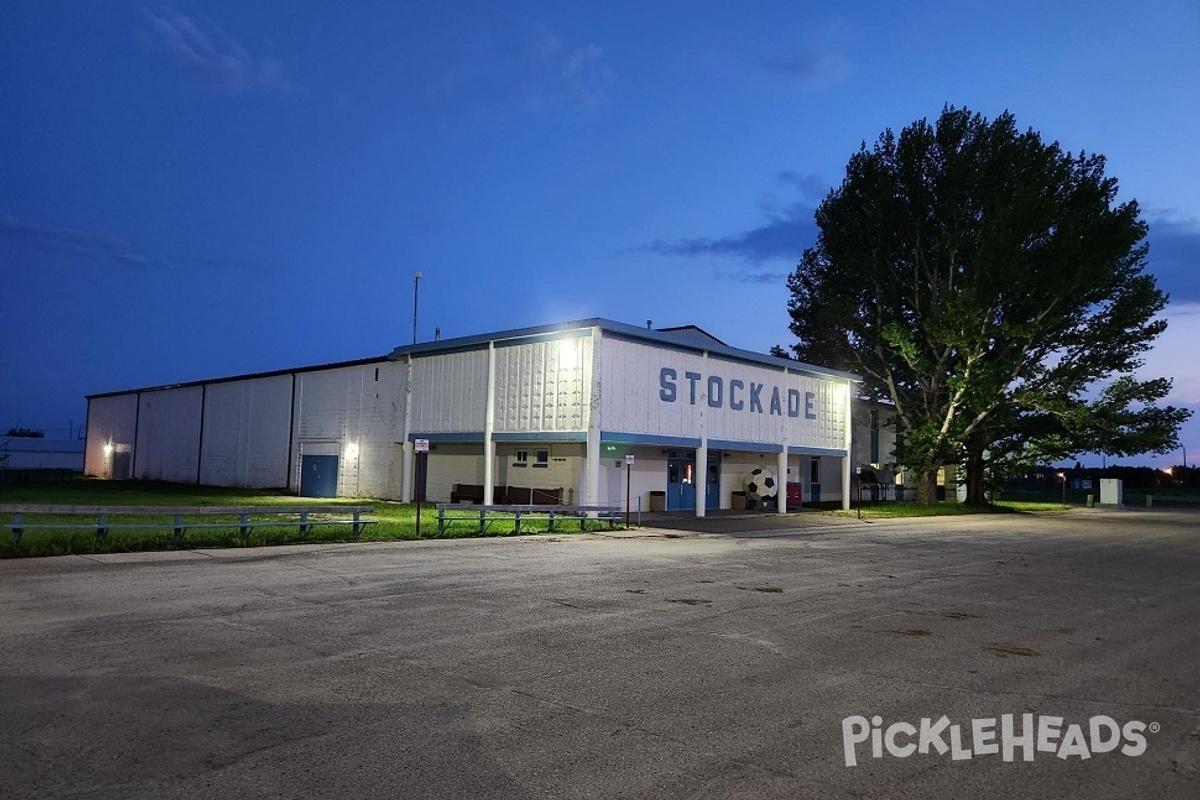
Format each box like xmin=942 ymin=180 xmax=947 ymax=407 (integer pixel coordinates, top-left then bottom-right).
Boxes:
xmin=0 ymin=218 xmax=269 ymax=275
xmin=433 ymin=24 xmax=613 ymax=113
xmin=522 ymin=25 xmax=613 ymax=109
xmin=715 ymin=270 xmax=791 ymax=285
xmin=777 ymin=171 xmax=831 ymax=201
xmin=644 ymin=197 xmax=819 ymax=269
xmin=759 ymin=51 xmax=848 ymax=88
xmin=1146 ymin=216 xmax=1200 ymax=303
xmin=1139 ymin=302 xmax=1200 ymax=405
xmin=143 ymin=8 xmax=296 ymax=95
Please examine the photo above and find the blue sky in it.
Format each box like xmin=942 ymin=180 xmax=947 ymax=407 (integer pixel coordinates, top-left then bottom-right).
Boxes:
xmin=2 ymin=1 xmax=1197 ymax=466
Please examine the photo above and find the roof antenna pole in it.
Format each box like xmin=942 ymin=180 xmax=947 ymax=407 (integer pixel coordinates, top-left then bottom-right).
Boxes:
xmin=412 ymin=271 xmax=423 ymax=345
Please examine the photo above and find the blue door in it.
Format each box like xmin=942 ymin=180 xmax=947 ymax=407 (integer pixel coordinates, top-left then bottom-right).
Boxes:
xmin=667 ymin=452 xmax=696 ymax=510
xmin=705 ymin=453 xmax=721 ymax=510
xmin=300 ymin=455 xmax=339 ymax=498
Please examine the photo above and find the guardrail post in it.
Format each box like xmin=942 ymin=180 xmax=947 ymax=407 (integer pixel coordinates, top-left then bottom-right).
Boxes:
xmin=239 ymin=513 xmax=250 ymax=541
xmin=515 ymin=508 xmax=522 ymax=534
xmin=172 ymin=514 xmax=185 ymax=542
xmin=299 ymin=511 xmax=309 ymax=537
xmin=97 ymin=514 xmax=108 ymax=541
xmin=352 ymin=510 xmax=364 ymax=537
xmin=12 ymin=513 xmax=23 ymax=545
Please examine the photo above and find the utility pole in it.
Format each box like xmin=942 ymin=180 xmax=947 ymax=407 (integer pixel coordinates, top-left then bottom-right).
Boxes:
xmin=412 ymin=271 xmax=423 ymax=345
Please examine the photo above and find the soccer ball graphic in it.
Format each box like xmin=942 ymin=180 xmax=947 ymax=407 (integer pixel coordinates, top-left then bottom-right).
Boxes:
xmin=743 ymin=468 xmax=778 ymax=504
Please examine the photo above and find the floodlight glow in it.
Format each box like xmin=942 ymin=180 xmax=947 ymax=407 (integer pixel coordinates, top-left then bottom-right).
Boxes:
xmin=103 ymin=442 xmax=113 ymax=456
xmin=559 ymin=339 xmax=579 ymax=370
xmin=345 ymin=441 xmax=360 ymax=459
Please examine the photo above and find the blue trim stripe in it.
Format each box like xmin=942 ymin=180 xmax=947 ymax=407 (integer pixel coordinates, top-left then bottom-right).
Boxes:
xmin=492 ymin=431 xmax=587 ymax=442
xmin=707 ymin=439 xmax=848 ymax=457
xmin=388 ymin=317 xmax=859 ymax=382
xmin=410 ymin=431 xmax=846 ymax=456
xmin=600 ymin=431 xmax=701 ymax=448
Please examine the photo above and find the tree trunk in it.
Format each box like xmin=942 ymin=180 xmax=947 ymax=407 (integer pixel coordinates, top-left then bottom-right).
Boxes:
xmin=913 ymin=468 xmax=940 ymax=505
xmin=963 ymin=450 xmax=988 ymax=506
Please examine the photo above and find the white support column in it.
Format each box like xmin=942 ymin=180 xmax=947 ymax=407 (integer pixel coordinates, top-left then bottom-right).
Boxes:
xmin=584 ymin=327 xmax=602 ymax=507
xmin=401 ymin=442 xmax=414 ymax=502
xmin=777 ymin=445 xmax=788 ymax=515
xmin=842 ymin=378 xmax=853 ymax=511
xmin=695 ymin=350 xmax=708 ymax=518
xmin=483 ymin=341 xmax=497 ymax=507
xmin=401 ymin=355 xmax=415 ymax=501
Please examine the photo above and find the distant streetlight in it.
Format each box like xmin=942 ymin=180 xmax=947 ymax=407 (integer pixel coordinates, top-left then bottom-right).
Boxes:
xmin=412 ymin=271 xmax=423 ymax=345
xmin=1057 ymin=471 xmax=1066 ymax=506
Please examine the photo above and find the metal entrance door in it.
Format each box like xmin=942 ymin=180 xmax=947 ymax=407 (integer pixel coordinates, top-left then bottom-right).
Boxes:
xmin=705 ymin=452 xmax=721 ymax=510
xmin=111 ymin=451 xmax=131 ymax=480
xmin=300 ymin=454 xmax=339 ymax=498
xmin=666 ymin=452 xmax=696 ymax=510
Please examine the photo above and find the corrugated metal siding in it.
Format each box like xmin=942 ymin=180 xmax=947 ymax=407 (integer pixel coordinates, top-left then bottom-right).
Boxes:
xmin=598 ymin=337 xmax=848 ymax=451
xmin=84 ymin=394 xmax=139 ymax=476
xmin=200 ymin=374 xmax=293 ymax=488
xmin=410 ymin=350 xmax=488 ymax=433
xmin=135 ymin=386 xmax=204 ymax=482
xmin=294 ymin=362 xmax=407 ymax=497
xmin=493 ymin=337 xmax=589 ymax=433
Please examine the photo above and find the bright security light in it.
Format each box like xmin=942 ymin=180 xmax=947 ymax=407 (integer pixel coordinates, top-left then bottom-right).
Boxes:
xmin=345 ymin=441 xmax=360 ymax=459
xmin=103 ymin=442 xmax=113 ymax=456
xmin=559 ymin=339 xmax=579 ymax=370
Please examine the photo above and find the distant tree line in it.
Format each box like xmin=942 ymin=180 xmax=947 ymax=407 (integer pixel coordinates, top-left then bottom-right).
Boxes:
xmin=1012 ymin=465 xmax=1197 ymax=490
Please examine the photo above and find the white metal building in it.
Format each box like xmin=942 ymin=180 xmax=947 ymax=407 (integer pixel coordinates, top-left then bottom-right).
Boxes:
xmin=85 ymin=318 xmax=878 ymax=515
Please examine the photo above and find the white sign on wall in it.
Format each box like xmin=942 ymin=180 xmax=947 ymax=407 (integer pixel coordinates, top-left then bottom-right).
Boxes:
xmin=415 ymin=438 xmax=430 ymax=453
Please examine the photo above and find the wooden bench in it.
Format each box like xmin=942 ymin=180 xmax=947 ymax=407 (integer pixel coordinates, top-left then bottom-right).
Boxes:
xmin=435 ymin=503 xmax=622 ymax=535
xmin=450 ymin=484 xmax=487 ymax=504
xmin=0 ymin=504 xmax=377 ymax=545
xmin=449 ymin=484 xmax=563 ymax=505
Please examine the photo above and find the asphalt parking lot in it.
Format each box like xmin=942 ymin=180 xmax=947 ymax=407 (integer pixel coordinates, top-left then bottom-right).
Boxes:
xmin=1 ymin=508 xmax=1197 ymax=799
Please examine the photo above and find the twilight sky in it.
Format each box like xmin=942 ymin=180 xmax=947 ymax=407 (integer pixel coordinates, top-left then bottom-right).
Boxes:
xmin=2 ymin=1 xmax=1197 ymax=466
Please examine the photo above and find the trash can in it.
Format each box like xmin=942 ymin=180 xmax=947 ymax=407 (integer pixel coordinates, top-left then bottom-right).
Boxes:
xmin=731 ymin=491 xmax=748 ymax=510
xmin=786 ymin=482 xmax=803 ymax=509
xmin=649 ymin=490 xmax=666 ymax=512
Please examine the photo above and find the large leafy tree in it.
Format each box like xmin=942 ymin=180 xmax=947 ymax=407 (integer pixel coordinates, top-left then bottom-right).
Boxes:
xmin=782 ymin=106 xmax=1188 ymax=504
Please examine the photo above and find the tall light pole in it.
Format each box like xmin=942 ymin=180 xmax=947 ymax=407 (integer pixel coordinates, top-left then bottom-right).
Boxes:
xmin=412 ymin=271 xmax=423 ymax=345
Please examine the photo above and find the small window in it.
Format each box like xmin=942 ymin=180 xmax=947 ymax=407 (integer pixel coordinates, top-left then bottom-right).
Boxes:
xmin=533 ymin=449 xmax=550 ymax=468
xmin=374 ymin=368 xmax=380 ymax=381
xmin=512 ymin=449 xmax=528 ymax=467
xmin=810 ymin=458 xmax=820 ymax=484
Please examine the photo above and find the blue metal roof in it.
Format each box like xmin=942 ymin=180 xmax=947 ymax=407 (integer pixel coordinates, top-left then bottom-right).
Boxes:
xmin=388 ymin=318 xmax=860 ymax=382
